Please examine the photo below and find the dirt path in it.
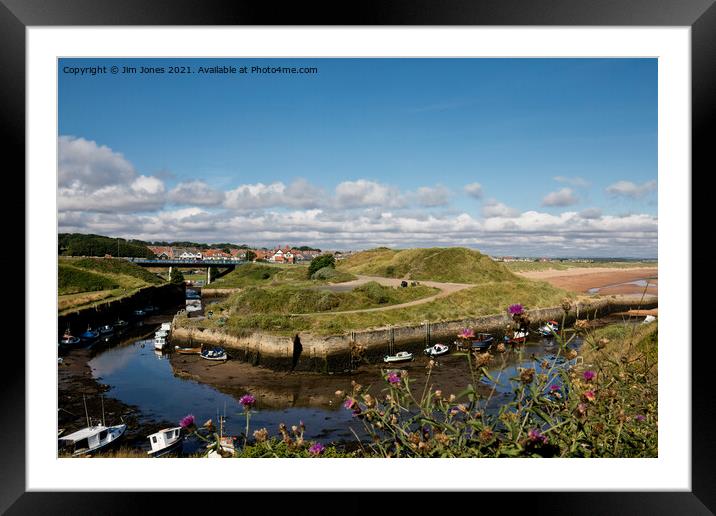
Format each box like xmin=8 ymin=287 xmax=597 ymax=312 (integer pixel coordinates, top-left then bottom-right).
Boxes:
xmin=297 ymin=275 xmax=473 ymax=315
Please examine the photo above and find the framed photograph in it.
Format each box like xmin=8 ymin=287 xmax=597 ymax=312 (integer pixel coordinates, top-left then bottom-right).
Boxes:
xmin=7 ymin=0 xmax=709 ymax=513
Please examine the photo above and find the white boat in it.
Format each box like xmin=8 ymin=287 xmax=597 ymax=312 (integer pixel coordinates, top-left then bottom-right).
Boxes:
xmin=147 ymin=427 xmax=184 ymax=457
xmin=160 ymin=322 xmax=172 ymax=331
xmin=424 ymin=343 xmax=449 ymax=357
xmin=201 ymin=347 xmax=228 ymax=361
xmin=206 ymin=415 xmax=234 ymax=458
xmin=536 ymin=320 xmax=559 ymax=337
xmin=154 ymin=336 xmax=167 ymax=350
xmin=383 ymin=351 xmax=414 ymax=363
xmin=58 ymin=423 xmax=126 ymax=457
xmin=155 ymin=329 xmax=169 ymax=338
xmin=59 ymin=329 xmax=81 ymax=347
xmin=642 ymin=315 xmax=656 ymax=324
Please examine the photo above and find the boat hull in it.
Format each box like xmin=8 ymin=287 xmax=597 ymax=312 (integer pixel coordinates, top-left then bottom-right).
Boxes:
xmin=148 ymin=438 xmax=184 ymax=458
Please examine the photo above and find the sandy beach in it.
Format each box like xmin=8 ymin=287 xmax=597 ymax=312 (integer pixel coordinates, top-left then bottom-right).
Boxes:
xmin=516 ymin=267 xmax=658 ymax=296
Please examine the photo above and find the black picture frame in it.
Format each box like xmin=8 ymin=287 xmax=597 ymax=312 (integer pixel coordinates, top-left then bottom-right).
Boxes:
xmin=4 ymin=1 xmax=708 ymax=513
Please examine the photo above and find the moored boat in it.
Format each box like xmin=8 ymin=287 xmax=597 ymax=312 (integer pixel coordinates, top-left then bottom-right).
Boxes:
xmin=201 ymin=347 xmax=228 ymax=361
xmin=114 ymin=319 xmax=129 ymax=329
xmin=505 ymin=329 xmax=529 ymax=344
xmin=536 ymin=320 xmax=559 ymax=337
xmin=133 ymin=309 xmax=146 ymax=317
xmin=99 ymin=324 xmax=114 ymax=335
xmin=59 ymin=328 xmax=81 ymax=347
xmin=147 ymin=427 xmax=184 ymax=457
xmin=424 ymin=343 xmax=449 ymax=357
xmin=79 ymin=326 xmax=99 ymax=342
xmin=58 ymin=423 xmax=126 ymax=457
xmin=154 ymin=336 xmax=167 ymax=350
xmin=383 ymin=351 xmax=413 ymax=363
xmin=175 ymin=345 xmax=202 ymax=354
xmin=470 ymin=333 xmax=494 ymax=350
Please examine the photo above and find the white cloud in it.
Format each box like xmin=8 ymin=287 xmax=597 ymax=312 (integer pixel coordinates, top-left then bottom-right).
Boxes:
xmin=464 ymin=182 xmax=484 ymax=199
xmin=58 ymin=136 xmax=166 ymax=212
xmin=224 ymin=178 xmax=324 ymax=210
xmin=579 ymin=208 xmax=602 ymax=219
xmin=606 ymin=180 xmax=657 ymax=198
xmin=335 ymin=179 xmax=404 ymax=208
xmin=554 ymin=176 xmax=590 ymax=188
xmin=542 ymin=187 xmax=578 ymax=207
xmin=482 ymin=199 xmax=519 ymax=218
xmin=413 ymin=185 xmax=450 ymax=207
xmin=59 ymin=207 xmax=657 ymax=257
xmin=168 ymin=180 xmax=226 ymax=206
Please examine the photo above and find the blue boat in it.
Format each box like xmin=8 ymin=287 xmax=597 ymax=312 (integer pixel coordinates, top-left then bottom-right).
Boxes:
xmin=470 ymin=333 xmax=494 ymax=350
xmin=80 ymin=326 xmax=99 ymax=342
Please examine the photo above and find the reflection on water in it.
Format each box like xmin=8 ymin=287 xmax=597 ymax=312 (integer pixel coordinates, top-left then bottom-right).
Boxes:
xmin=86 ymin=326 xmax=601 ymax=451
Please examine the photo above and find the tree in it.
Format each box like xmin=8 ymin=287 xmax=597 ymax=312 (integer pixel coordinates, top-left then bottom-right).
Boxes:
xmin=169 ymin=268 xmax=185 ymax=285
xmin=245 ymin=250 xmax=257 ymax=262
xmin=308 ymin=254 xmax=335 ymax=278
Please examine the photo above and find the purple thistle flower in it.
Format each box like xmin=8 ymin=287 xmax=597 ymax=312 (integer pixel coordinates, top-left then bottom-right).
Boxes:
xmin=239 ymin=394 xmax=256 ymax=408
xmin=459 ymin=328 xmax=475 ymax=338
xmin=387 ymin=372 xmax=401 ymax=385
xmin=635 ymin=414 xmax=646 ymax=422
xmin=528 ymin=428 xmax=548 ymax=445
xmin=583 ymin=370 xmax=596 ymax=382
xmin=344 ymin=397 xmax=356 ymax=410
xmin=549 ymin=384 xmax=560 ymax=392
xmin=179 ymin=414 xmax=195 ymax=429
xmin=508 ymin=304 xmax=524 ymax=315
xmin=308 ymin=442 xmax=325 ymax=455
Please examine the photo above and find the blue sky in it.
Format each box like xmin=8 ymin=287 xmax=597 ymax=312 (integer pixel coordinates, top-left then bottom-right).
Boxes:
xmin=58 ymin=58 xmax=657 ymax=257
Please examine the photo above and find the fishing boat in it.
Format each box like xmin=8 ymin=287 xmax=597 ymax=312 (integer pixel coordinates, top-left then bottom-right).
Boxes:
xmin=206 ymin=413 xmax=234 ymax=458
xmin=383 ymin=351 xmax=413 ymax=363
xmin=470 ymin=333 xmax=494 ymax=350
xmin=201 ymin=347 xmax=228 ymax=361
xmin=536 ymin=320 xmax=559 ymax=337
xmin=114 ymin=319 xmax=129 ymax=329
xmin=424 ymin=343 xmax=450 ymax=357
xmin=58 ymin=423 xmax=126 ymax=457
xmin=99 ymin=324 xmax=114 ymax=336
xmin=79 ymin=326 xmax=99 ymax=342
xmin=174 ymin=345 xmax=202 ymax=354
xmin=154 ymin=335 xmax=167 ymax=350
xmin=59 ymin=329 xmax=81 ymax=347
xmin=147 ymin=427 xmax=184 ymax=457
xmin=505 ymin=329 xmax=529 ymax=345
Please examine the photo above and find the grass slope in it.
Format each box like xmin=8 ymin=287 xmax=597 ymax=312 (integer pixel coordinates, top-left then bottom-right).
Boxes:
xmin=337 ymin=247 xmax=515 ymax=283
xmin=207 ymin=263 xmax=355 ymax=289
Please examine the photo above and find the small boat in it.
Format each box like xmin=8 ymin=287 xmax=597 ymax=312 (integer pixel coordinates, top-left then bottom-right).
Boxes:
xmin=155 ymin=329 xmax=169 ymax=338
xmin=114 ymin=319 xmax=129 ymax=329
xmin=642 ymin=315 xmax=656 ymax=324
xmin=58 ymin=423 xmax=126 ymax=457
xmin=79 ymin=327 xmax=99 ymax=342
xmin=505 ymin=329 xmax=529 ymax=344
xmin=470 ymin=333 xmax=494 ymax=350
xmin=154 ymin=336 xmax=167 ymax=350
xmin=201 ymin=347 xmax=228 ymax=361
xmin=59 ymin=329 xmax=81 ymax=347
xmin=383 ymin=351 xmax=413 ymax=363
xmin=424 ymin=343 xmax=450 ymax=357
xmin=175 ymin=345 xmax=202 ymax=354
xmin=206 ymin=414 xmax=234 ymax=458
xmin=147 ymin=427 xmax=184 ymax=457
xmin=536 ymin=320 xmax=559 ymax=337
xmin=99 ymin=324 xmax=114 ymax=335
xmin=133 ymin=309 xmax=146 ymax=317
xmin=160 ymin=322 xmax=172 ymax=332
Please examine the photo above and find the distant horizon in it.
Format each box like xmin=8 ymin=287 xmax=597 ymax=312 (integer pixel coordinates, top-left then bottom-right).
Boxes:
xmin=59 ymin=231 xmax=657 ymax=260
xmin=58 ymin=58 xmax=657 ymax=257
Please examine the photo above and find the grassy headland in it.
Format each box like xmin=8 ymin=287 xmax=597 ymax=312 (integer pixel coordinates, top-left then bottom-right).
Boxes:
xmin=205 ymin=263 xmax=355 ymax=289
xmin=58 ymin=257 xmax=165 ymax=313
xmin=337 ymin=247 xmax=514 ymax=283
xmin=181 ymin=248 xmax=570 ymax=336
